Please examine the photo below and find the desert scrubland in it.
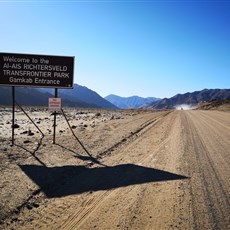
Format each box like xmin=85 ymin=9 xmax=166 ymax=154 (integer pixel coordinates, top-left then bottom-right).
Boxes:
xmin=0 ymin=107 xmax=230 ymax=229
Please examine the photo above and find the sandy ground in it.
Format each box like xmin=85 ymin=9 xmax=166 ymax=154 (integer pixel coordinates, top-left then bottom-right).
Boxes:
xmin=0 ymin=107 xmax=229 ymax=229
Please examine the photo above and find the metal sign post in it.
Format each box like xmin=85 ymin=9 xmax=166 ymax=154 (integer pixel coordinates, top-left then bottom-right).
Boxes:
xmin=0 ymin=52 xmax=74 ymax=145
xmin=11 ymin=86 xmax=15 ymax=145
xmin=53 ymin=88 xmax=58 ymax=144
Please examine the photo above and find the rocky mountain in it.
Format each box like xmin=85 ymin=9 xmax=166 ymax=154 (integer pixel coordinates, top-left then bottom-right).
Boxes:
xmin=147 ymin=89 xmax=230 ymax=109
xmin=196 ymin=99 xmax=230 ymax=111
xmin=0 ymin=87 xmax=53 ymax=106
xmin=0 ymin=84 xmax=117 ymax=109
xmin=105 ymin=94 xmax=160 ymax=109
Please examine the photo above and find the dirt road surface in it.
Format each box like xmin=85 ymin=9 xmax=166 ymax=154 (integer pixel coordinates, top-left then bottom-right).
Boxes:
xmin=0 ymin=109 xmax=229 ymax=229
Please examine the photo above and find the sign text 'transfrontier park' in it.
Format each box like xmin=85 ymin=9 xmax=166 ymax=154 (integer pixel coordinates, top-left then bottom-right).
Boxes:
xmin=0 ymin=52 xmax=74 ymax=88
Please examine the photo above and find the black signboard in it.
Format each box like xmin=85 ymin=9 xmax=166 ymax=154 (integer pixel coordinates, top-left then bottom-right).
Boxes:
xmin=0 ymin=52 xmax=74 ymax=88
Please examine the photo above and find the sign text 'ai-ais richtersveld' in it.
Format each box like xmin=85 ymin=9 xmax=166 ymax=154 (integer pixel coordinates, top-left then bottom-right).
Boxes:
xmin=0 ymin=52 xmax=74 ymax=88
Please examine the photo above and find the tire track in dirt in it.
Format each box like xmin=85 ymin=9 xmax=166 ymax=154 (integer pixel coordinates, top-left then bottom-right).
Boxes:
xmin=60 ymin=191 xmax=112 ymax=230
xmin=74 ymin=111 xmax=191 ymax=230
xmin=4 ymin=111 xmax=171 ymax=230
xmin=188 ymin=111 xmax=230 ymax=167
xmin=56 ymin=112 xmax=172 ymax=230
xmin=6 ymin=110 xmax=229 ymax=229
xmin=97 ymin=111 xmax=171 ymax=160
xmin=51 ymin=110 xmax=229 ymax=230
xmin=182 ymin=111 xmax=230 ymax=229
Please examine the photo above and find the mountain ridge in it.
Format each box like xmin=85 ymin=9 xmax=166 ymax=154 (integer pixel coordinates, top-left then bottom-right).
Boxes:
xmin=146 ymin=89 xmax=230 ymax=109
xmin=105 ymin=94 xmax=160 ymax=109
xmin=0 ymin=84 xmax=117 ymax=109
xmin=1 ymin=87 xmax=229 ymax=110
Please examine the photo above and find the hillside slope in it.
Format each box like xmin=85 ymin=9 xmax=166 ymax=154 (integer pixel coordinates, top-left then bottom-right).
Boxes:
xmin=105 ymin=94 xmax=159 ymax=109
xmin=0 ymin=85 xmax=117 ymax=108
xmin=147 ymin=89 xmax=230 ymax=109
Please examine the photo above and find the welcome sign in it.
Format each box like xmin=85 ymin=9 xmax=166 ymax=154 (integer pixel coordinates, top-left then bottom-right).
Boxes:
xmin=0 ymin=52 xmax=74 ymax=88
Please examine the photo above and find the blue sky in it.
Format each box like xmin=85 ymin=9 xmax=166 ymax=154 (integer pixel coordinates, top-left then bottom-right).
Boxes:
xmin=0 ymin=0 xmax=229 ymax=98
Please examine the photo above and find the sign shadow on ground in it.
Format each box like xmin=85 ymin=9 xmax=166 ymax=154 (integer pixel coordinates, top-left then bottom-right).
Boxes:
xmin=19 ymin=164 xmax=188 ymax=198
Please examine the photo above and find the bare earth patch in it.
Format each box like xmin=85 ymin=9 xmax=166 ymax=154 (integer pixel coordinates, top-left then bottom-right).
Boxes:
xmin=0 ymin=107 xmax=229 ymax=229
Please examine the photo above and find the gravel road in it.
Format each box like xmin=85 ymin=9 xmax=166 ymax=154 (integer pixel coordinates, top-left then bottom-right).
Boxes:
xmin=0 ymin=109 xmax=229 ymax=229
